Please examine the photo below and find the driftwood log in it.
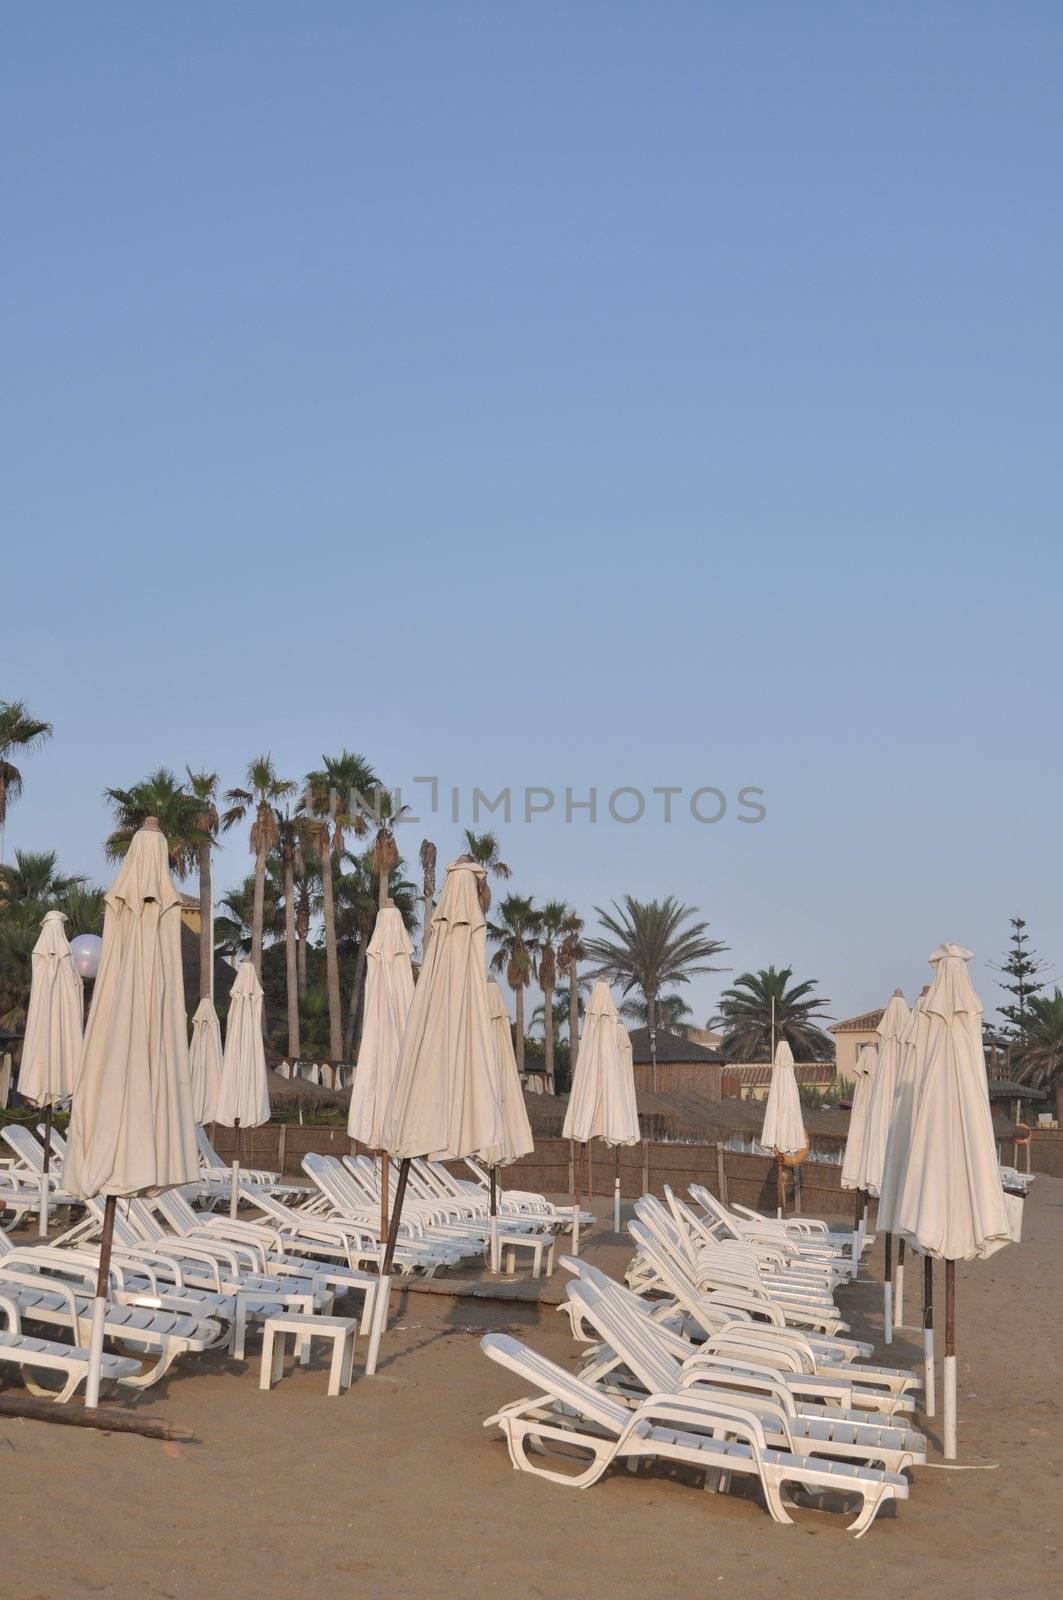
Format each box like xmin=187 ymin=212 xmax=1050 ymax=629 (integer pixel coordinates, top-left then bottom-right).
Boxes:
xmin=0 ymin=1395 xmax=195 ymax=1440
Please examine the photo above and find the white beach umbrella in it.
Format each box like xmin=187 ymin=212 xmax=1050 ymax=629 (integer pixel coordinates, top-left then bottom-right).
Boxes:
xmin=63 ymin=819 xmax=198 ymax=1405
xmin=857 ymin=991 xmax=910 ymax=1340
xmin=372 ymin=860 xmax=504 ymax=1370
xmin=875 ymin=984 xmax=932 ymax=1369
xmin=761 ymin=1039 xmax=807 ymax=1215
xmin=862 ymin=992 xmax=911 ymax=1196
xmin=188 ymin=997 xmax=223 ymax=1126
xmin=840 ymin=1040 xmax=877 ymax=1262
xmin=482 ymin=977 xmax=535 ymax=1268
xmin=215 ymin=960 xmax=271 ymax=1217
xmin=562 ymin=981 xmax=639 ymax=1251
xmin=382 ymin=859 xmax=503 ymax=1163
xmin=894 ymin=943 xmax=1013 ymax=1457
xmin=19 ymin=909 xmax=83 ymax=1236
xmin=611 ymin=1022 xmax=639 ymax=1231
xmin=348 ymin=905 xmax=416 ymax=1243
xmin=840 ymin=1042 xmax=877 ymax=1192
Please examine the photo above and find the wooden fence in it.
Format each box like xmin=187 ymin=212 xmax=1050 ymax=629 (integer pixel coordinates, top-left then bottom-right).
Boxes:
xmin=208 ymin=1125 xmax=868 ymax=1221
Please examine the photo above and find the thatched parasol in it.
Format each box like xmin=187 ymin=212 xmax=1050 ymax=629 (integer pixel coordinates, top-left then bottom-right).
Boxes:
xmin=266 ymin=1069 xmax=348 ymax=1111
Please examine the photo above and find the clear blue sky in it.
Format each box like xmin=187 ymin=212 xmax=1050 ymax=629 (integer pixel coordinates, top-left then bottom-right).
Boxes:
xmin=5 ymin=3 xmax=1061 ymax=1027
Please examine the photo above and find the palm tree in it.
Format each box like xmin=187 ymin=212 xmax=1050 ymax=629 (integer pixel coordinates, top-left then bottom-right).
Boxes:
xmin=460 ymin=829 xmax=511 ymax=908
xmin=186 ymin=768 xmax=225 ymax=1003
xmin=713 ymin=965 xmax=834 ymax=1061
xmin=1019 ymin=989 xmax=1063 ymax=1122
xmin=337 ymin=847 xmax=419 ymax=1054
xmin=369 ymin=789 xmax=412 ymax=908
xmin=419 ymin=838 xmax=437 ymax=960
xmin=0 ymin=700 xmax=52 ymax=853
xmin=619 ymin=993 xmax=693 ymax=1028
xmin=559 ymin=912 xmax=585 ymax=1072
xmin=301 ymin=751 xmax=378 ymax=1060
xmin=105 ymin=768 xmax=202 ymax=874
xmin=0 ymin=849 xmax=85 ymax=907
xmin=586 ymin=895 xmax=727 ymax=1031
xmin=223 ymin=756 xmax=295 ymax=980
xmin=487 ymin=893 xmax=540 ymax=1072
xmin=536 ymin=900 xmax=570 ymax=1093
xmin=293 ymin=848 xmax=320 ymax=1000
xmin=275 ymin=810 xmax=304 ymax=1058
xmin=57 ymin=882 xmax=106 ymax=938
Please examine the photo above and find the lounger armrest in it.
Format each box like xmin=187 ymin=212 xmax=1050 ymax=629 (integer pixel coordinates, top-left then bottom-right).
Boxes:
xmin=0 ymin=1268 xmax=83 ymax=1333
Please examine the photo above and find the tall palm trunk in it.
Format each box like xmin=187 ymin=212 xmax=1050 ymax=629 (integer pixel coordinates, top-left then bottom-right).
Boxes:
xmin=197 ymin=836 xmax=212 ymax=1002
xmin=568 ymin=959 xmax=580 ymax=1073
xmin=319 ymin=833 xmax=343 ymax=1060
xmin=343 ymin=942 xmax=369 ymax=1056
xmin=514 ymin=983 xmax=526 ymax=1072
xmin=283 ymin=852 xmax=300 ymax=1058
xmin=251 ymin=845 xmax=267 ymax=978
xmin=378 ymin=863 xmax=389 ymax=909
xmin=543 ymin=978 xmax=555 ymax=1092
xmin=296 ymin=889 xmax=309 ymax=999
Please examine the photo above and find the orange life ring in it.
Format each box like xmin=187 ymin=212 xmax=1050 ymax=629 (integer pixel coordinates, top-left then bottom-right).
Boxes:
xmin=1014 ymin=1122 xmax=1032 ymax=1147
xmin=783 ymin=1148 xmax=809 ymax=1168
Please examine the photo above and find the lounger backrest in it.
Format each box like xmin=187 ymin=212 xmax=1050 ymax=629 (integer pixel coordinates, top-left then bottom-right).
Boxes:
xmin=1 ymin=1125 xmax=45 ymax=1172
xmin=567 ymin=1283 xmax=679 ymax=1396
xmin=195 ymin=1127 xmax=223 ymax=1168
xmin=481 ymin=1332 xmax=628 ymax=1434
xmin=688 ymin=1184 xmax=742 ymax=1241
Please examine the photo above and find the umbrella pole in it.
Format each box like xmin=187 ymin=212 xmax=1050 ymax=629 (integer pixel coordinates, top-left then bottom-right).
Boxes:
xmin=851 ymin=1186 xmax=862 ymax=1268
xmin=895 ymin=1238 xmax=906 ymax=1327
xmin=572 ymin=1141 xmax=582 ymax=1257
xmin=776 ymin=1153 xmax=785 ymax=1218
xmin=944 ymin=1258 xmax=957 ymax=1458
xmin=85 ymin=1194 xmax=116 ymax=1409
xmin=883 ymin=1232 xmax=893 ymax=1343
xmin=489 ymin=1166 xmax=499 ymax=1274
xmin=379 ymin=1150 xmax=390 ymax=1246
xmin=922 ymin=1254 xmax=936 ymax=1417
xmin=38 ymin=1102 xmax=54 ymax=1239
xmin=613 ymin=1146 xmax=621 ymax=1235
xmin=367 ymin=1156 xmax=411 ymax=1377
xmin=230 ymin=1118 xmax=241 ymax=1220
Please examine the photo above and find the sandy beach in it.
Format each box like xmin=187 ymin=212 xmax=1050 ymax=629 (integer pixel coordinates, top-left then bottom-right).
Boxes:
xmin=1 ymin=1184 xmax=1059 ymax=1600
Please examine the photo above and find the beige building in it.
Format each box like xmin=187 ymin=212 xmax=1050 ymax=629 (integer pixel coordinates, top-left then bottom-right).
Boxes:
xmin=830 ymin=1008 xmax=885 ymax=1083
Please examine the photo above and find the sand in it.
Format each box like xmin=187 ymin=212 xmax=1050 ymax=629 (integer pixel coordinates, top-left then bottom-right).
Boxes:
xmin=3 ymin=1183 xmax=1062 ymax=1600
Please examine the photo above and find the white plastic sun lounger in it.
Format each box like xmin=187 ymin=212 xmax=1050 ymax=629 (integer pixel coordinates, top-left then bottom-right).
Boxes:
xmin=481 ymin=1333 xmax=907 ymax=1535
xmin=631 ymin=1203 xmax=848 ymax=1336
xmin=0 ymin=1294 xmax=141 ymax=1402
xmin=567 ymin=1278 xmax=921 ymax=1434
xmin=626 ymin=1221 xmax=862 ymax=1352
xmin=0 ymin=1266 xmax=225 ymax=1389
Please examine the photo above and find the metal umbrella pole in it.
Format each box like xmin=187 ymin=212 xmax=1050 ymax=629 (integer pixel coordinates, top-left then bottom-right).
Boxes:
xmin=38 ymin=1102 xmax=55 ymax=1239
xmin=84 ymin=1194 xmax=117 ymax=1408
xmin=884 ymin=1231 xmax=894 ymax=1342
xmin=922 ymin=1254 xmax=936 ymax=1417
xmin=489 ymin=1165 xmax=499 ymax=1273
xmin=366 ymin=1155 xmax=412 ymax=1377
xmin=229 ymin=1117 xmax=242 ymax=1219
xmin=379 ymin=1150 xmax=390 ymax=1245
xmin=895 ymin=1237 xmax=906 ymax=1326
xmin=944 ymin=1258 xmax=957 ymax=1458
xmin=613 ymin=1146 xmax=621 ymax=1234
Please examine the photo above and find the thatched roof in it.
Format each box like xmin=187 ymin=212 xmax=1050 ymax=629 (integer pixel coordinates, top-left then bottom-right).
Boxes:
xmin=524 ymin=1088 xmax=1022 ymax=1148
xmin=266 ymin=1071 xmax=348 ymax=1110
xmin=627 ymin=1027 xmax=724 ymax=1065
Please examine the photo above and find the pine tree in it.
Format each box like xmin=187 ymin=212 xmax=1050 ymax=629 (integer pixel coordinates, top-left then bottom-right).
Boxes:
xmin=994 ymin=918 xmax=1050 ymax=1044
